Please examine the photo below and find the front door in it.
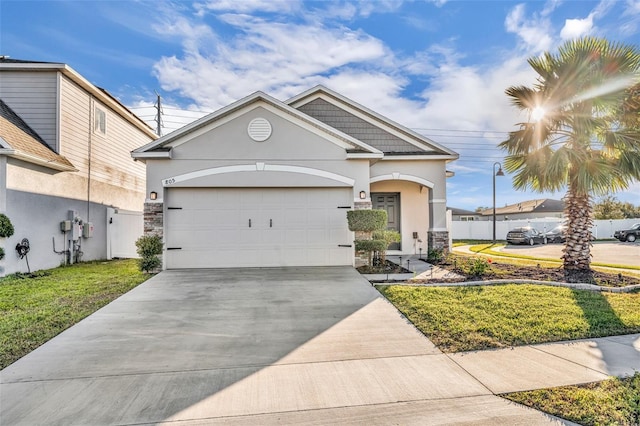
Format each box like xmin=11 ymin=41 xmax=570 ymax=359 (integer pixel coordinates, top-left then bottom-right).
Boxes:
xmin=372 ymin=193 xmax=400 ymax=250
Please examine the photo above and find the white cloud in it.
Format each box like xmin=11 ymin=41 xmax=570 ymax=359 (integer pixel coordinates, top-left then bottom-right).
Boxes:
xmin=153 ymin=13 xmax=388 ymax=110
xmin=560 ymin=16 xmax=594 ymax=39
xmin=194 ymin=0 xmax=302 ymax=15
xmin=626 ymin=0 xmax=640 ymax=15
xmin=505 ymin=3 xmax=554 ymax=53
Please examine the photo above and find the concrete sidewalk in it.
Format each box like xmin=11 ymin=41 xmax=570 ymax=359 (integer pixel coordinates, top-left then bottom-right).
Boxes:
xmin=1 ymin=267 xmax=636 ymax=425
xmin=450 ymin=333 xmax=640 ymax=394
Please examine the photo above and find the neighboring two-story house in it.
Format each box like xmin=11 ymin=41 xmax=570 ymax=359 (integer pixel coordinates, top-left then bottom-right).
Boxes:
xmin=0 ymin=58 xmax=157 ymax=275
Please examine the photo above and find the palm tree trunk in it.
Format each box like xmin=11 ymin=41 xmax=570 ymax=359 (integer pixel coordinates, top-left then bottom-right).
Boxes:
xmin=562 ymin=185 xmax=594 ymax=283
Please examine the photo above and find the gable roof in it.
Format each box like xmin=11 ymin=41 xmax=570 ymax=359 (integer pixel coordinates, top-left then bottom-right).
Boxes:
xmin=448 ymin=207 xmax=481 ymax=216
xmin=287 ymin=85 xmax=458 ymax=159
xmin=132 ymin=90 xmax=383 ymax=159
xmin=481 ymin=199 xmax=564 ymax=216
xmin=0 ymin=58 xmax=157 ymax=139
xmin=0 ymin=99 xmax=76 ymax=171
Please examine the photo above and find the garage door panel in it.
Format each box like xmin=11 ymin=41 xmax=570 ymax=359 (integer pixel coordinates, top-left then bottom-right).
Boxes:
xmin=166 ymin=188 xmax=353 ymax=268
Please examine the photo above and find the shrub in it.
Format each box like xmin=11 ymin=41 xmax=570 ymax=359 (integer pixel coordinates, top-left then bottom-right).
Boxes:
xmin=355 ymin=239 xmax=387 ymax=267
xmin=427 ymin=248 xmax=445 ymax=264
xmin=0 ymin=214 xmax=14 ymax=238
xmin=0 ymin=247 xmax=4 ymax=261
xmin=464 ymin=257 xmax=491 ymax=277
xmin=372 ymin=229 xmax=401 ymax=263
xmin=354 ymin=239 xmax=388 ymax=253
xmin=135 ymin=235 xmax=163 ymax=273
xmin=347 ymin=210 xmax=387 ymax=232
xmin=138 ymin=256 xmax=162 ymax=273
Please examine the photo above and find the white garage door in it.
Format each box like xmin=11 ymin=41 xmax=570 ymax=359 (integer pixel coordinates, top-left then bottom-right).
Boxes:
xmin=165 ymin=187 xmax=353 ymax=268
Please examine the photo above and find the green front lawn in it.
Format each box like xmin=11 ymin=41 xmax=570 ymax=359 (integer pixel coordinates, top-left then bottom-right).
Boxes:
xmin=0 ymin=259 xmax=149 ymax=369
xmin=377 ymin=284 xmax=640 ymax=352
xmin=504 ymin=373 xmax=640 ymax=426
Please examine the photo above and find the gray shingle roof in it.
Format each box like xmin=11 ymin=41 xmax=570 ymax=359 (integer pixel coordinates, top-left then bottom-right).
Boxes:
xmin=0 ymin=99 xmax=75 ymax=170
xmin=297 ymin=98 xmax=429 ymax=154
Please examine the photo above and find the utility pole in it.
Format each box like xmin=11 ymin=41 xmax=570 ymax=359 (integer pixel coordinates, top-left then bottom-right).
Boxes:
xmin=154 ymin=91 xmax=163 ymax=136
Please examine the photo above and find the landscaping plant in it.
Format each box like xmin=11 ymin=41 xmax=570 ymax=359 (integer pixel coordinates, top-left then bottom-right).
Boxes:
xmin=0 ymin=213 xmax=14 ymax=262
xmin=135 ymin=234 xmax=163 ymax=273
xmin=347 ymin=209 xmax=388 ymax=266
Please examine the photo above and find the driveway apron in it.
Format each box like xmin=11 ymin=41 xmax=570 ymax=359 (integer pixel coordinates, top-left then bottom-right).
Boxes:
xmin=1 ymin=267 xmax=567 ymax=425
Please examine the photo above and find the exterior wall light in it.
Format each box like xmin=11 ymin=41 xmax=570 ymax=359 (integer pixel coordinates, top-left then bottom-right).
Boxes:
xmin=359 ymin=191 xmax=366 ymax=199
xmin=150 ymin=191 xmax=158 ymax=200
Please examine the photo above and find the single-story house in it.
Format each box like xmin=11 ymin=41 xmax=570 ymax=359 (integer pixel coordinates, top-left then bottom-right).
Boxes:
xmin=480 ymin=198 xmax=564 ymax=221
xmin=448 ymin=207 xmax=482 ymax=221
xmin=132 ymin=86 xmax=458 ymax=269
xmin=0 ymin=58 xmax=156 ymax=275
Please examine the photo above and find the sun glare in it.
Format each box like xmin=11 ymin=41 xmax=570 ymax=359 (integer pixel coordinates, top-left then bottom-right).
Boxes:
xmin=531 ymin=106 xmax=546 ymax=122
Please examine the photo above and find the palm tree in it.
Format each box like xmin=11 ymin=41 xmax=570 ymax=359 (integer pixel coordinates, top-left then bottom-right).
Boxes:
xmin=500 ymin=37 xmax=640 ymax=283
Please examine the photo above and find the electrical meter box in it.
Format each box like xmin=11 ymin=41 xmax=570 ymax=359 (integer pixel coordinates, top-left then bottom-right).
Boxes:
xmin=82 ymin=222 xmax=94 ymax=238
xmin=60 ymin=220 xmax=72 ymax=232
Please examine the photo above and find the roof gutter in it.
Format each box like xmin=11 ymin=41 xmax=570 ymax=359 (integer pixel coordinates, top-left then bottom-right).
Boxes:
xmin=7 ymin=150 xmax=77 ymax=172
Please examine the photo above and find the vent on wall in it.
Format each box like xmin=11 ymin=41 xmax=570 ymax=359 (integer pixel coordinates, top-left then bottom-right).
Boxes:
xmin=247 ymin=117 xmax=272 ymax=142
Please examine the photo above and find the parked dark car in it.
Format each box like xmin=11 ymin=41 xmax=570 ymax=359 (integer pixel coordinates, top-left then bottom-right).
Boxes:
xmin=506 ymin=227 xmax=547 ymax=245
xmin=614 ymin=223 xmax=640 ymax=242
xmin=544 ymin=225 xmax=566 ymax=243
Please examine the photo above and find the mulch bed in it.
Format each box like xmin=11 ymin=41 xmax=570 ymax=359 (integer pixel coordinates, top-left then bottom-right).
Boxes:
xmin=356 ymin=260 xmax=411 ymax=274
xmin=419 ymin=254 xmax=640 ymax=287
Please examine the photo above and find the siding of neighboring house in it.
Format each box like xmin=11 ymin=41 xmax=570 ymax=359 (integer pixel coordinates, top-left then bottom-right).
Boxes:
xmin=0 ymin=71 xmax=58 ymax=151
xmin=6 ymin=74 xmax=147 ymax=213
xmin=58 ymin=74 xmax=146 ymax=208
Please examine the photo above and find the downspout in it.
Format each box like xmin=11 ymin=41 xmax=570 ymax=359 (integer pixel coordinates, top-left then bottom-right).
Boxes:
xmin=0 ymin=155 xmax=6 ymax=213
xmin=87 ymin=96 xmax=92 ymax=223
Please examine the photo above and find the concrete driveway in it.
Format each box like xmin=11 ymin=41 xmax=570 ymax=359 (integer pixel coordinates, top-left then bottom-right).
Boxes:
xmin=500 ymin=241 xmax=640 ymax=266
xmin=1 ymin=267 xmax=567 ymax=425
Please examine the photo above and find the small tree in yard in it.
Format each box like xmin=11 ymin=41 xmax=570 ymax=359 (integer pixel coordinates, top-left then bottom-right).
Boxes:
xmin=347 ymin=209 xmax=389 ymax=266
xmin=135 ymin=235 xmax=163 ymax=273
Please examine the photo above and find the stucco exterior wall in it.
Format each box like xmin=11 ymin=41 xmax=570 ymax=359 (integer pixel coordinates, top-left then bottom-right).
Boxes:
xmin=7 ymin=160 xmax=144 ymax=212
xmin=1 ymin=189 xmax=108 ymax=276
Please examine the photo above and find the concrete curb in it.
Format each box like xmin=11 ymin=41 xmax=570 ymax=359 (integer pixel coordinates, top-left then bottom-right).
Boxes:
xmin=375 ymin=278 xmax=640 ymax=293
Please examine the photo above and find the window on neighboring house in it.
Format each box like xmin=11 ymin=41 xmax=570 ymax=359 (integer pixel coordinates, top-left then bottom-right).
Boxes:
xmin=460 ymin=216 xmax=476 ymax=221
xmin=94 ymin=107 xmax=106 ymax=135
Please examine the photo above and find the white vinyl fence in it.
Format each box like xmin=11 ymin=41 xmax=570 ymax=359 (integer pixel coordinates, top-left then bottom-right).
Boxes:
xmin=106 ymin=208 xmax=143 ymax=259
xmin=450 ymin=217 xmax=640 ymax=241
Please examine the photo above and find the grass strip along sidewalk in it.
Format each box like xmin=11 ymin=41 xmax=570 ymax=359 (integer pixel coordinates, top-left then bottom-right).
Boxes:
xmin=504 ymin=373 xmax=640 ymax=426
xmin=0 ymin=259 xmax=149 ymax=370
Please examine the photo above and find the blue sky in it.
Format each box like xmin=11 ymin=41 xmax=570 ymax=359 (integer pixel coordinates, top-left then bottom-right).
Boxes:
xmin=2 ymin=0 xmax=640 ymax=211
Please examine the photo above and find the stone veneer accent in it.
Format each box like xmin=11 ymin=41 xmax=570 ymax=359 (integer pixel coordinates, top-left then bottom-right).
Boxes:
xmin=428 ymin=230 xmax=450 ymax=252
xmin=143 ymin=202 xmax=164 ymax=272
xmin=144 ymin=202 xmax=163 ymax=238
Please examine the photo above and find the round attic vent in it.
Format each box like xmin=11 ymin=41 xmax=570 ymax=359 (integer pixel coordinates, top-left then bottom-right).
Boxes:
xmin=247 ymin=117 xmax=272 ymax=142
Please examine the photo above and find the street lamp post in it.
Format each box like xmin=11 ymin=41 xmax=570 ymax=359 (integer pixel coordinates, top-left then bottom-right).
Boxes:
xmin=493 ymin=162 xmax=505 ymax=244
